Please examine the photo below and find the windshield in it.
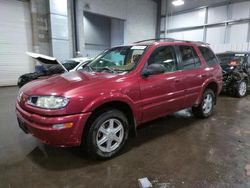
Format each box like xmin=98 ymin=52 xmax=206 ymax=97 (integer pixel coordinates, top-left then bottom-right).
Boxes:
xmin=217 ymin=54 xmax=246 ymax=66
xmin=83 ymin=46 xmax=147 ymax=73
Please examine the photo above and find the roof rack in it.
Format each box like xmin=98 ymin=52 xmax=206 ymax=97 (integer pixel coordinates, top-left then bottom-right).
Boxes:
xmin=134 ymin=38 xmax=209 ymax=45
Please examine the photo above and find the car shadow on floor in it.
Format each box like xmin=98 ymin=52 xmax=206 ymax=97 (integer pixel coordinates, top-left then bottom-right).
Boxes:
xmin=26 ymin=109 xmax=202 ymax=170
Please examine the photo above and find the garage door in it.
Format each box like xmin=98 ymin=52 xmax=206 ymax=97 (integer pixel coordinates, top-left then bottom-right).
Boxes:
xmin=0 ymin=0 xmax=32 ymax=86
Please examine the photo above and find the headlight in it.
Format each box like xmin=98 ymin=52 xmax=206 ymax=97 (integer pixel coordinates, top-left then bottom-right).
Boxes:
xmin=28 ymin=96 xmax=69 ymax=109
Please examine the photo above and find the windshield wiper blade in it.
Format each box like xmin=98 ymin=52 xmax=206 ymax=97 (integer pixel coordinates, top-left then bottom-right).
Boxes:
xmin=99 ymin=67 xmax=116 ymax=73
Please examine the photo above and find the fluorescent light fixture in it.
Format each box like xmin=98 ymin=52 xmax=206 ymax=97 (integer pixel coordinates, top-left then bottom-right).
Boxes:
xmin=172 ymin=0 xmax=184 ymax=6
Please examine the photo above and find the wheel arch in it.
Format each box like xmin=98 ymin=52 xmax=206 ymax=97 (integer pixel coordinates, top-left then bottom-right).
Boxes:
xmin=82 ymin=100 xmax=137 ymax=145
xmin=195 ymin=81 xmax=219 ymax=106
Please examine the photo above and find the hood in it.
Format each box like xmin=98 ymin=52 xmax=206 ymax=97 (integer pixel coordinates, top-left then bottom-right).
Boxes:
xmin=27 ymin=52 xmax=68 ymax=72
xmin=21 ymin=71 xmax=119 ymax=97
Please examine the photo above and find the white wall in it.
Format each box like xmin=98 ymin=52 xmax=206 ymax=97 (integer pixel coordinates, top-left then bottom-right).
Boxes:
xmin=166 ymin=0 xmax=242 ymax=14
xmin=167 ymin=9 xmax=206 ymax=29
xmin=164 ymin=1 xmax=250 ymax=53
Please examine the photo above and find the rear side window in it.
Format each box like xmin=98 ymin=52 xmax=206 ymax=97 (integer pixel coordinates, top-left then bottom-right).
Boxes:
xmin=178 ymin=45 xmax=201 ymax=70
xmin=199 ymin=46 xmax=219 ymax=66
xmin=217 ymin=54 xmax=245 ymax=66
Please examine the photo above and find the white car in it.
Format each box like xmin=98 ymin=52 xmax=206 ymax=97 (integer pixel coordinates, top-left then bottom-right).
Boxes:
xmin=17 ymin=52 xmax=92 ymax=88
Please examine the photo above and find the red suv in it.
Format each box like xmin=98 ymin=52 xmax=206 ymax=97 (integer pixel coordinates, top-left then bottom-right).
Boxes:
xmin=16 ymin=39 xmax=222 ymax=159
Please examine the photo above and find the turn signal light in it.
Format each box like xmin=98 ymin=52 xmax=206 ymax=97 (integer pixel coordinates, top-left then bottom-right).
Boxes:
xmin=52 ymin=122 xmax=74 ymax=129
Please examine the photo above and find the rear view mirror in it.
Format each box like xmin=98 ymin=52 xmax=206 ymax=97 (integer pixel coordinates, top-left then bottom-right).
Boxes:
xmin=141 ymin=64 xmax=165 ymax=77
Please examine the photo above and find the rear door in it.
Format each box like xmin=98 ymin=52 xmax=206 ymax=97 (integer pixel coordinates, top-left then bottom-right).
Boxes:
xmin=176 ymin=45 xmax=206 ymax=108
xmin=139 ymin=45 xmax=186 ymax=123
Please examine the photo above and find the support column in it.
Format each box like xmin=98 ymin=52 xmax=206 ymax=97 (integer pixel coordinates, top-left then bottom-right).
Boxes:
xmin=48 ymin=0 xmax=71 ymax=60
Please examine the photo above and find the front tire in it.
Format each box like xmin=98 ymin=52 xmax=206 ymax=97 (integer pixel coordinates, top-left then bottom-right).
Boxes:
xmin=235 ymin=80 xmax=247 ymax=98
xmin=192 ymin=89 xmax=215 ymax=118
xmin=84 ymin=109 xmax=129 ymax=159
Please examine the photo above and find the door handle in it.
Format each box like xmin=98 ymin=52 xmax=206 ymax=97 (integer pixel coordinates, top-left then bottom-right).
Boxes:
xmin=175 ymin=79 xmax=181 ymax=83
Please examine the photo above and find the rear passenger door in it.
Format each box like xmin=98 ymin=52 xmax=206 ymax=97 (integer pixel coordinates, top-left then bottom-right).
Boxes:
xmin=176 ymin=45 xmax=205 ymax=108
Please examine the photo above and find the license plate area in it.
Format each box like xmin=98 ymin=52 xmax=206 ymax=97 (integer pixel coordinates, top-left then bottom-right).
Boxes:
xmin=17 ymin=118 xmax=29 ymax=134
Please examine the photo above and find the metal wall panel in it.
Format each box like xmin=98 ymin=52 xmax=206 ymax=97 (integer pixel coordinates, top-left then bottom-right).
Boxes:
xmin=49 ymin=0 xmax=68 ymax=16
xmin=50 ymin=14 xmax=69 ymax=40
xmin=161 ymin=0 xmax=167 ymax=15
xmin=167 ymin=9 xmax=206 ymax=29
xmin=160 ymin=17 xmax=166 ymax=31
xmin=165 ymin=1 xmax=250 ymax=53
xmin=207 ymin=6 xmax=227 ymax=24
xmin=111 ymin=18 xmax=124 ymax=47
xmin=0 ymin=0 xmax=32 ymax=86
xmin=52 ymin=39 xmax=70 ymax=60
xmin=49 ymin=0 xmax=70 ymax=60
xmin=206 ymin=26 xmax=225 ymax=44
xmin=230 ymin=1 xmax=250 ymax=20
xmin=229 ymin=23 xmax=249 ymax=44
xmin=167 ymin=29 xmax=204 ymax=41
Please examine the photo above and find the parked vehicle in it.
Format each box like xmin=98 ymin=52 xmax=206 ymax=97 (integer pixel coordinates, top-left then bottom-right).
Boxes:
xmin=16 ymin=39 xmax=222 ymax=159
xmin=217 ymin=51 xmax=250 ymax=97
xmin=17 ymin=52 xmax=92 ymax=88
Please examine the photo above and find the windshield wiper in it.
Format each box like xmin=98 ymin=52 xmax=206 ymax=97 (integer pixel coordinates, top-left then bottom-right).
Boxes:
xmin=98 ymin=67 xmax=116 ymax=73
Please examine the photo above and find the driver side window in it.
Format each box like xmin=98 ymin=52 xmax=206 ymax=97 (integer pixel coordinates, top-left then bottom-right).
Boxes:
xmin=148 ymin=46 xmax=178 ymax=73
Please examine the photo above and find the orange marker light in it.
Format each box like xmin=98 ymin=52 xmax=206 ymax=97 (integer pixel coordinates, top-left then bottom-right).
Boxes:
xmin=63 ymin=122 xmax=74 ymax=128
xmin=52 ymin=122 xmax=74 ymax=129
xmin=229 ymin=61 xmax=238 ymax=65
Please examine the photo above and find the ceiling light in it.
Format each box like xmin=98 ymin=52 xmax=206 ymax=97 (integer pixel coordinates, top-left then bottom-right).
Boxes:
xmin=172 ymin=0 xmax=184 ymax=6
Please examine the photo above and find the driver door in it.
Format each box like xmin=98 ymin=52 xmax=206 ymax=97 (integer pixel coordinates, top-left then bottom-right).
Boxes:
xmin=139 ymin=45 xmax=185 ymax=123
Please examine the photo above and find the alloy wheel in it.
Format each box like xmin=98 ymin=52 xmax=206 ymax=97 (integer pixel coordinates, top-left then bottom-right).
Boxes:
xmin=96 ymin=118 xmax=124 ymax=153
xmin=202 ymin=93 xmax=213 ymax=114
xmin=239 ymin=81 xmax=247 ymax=97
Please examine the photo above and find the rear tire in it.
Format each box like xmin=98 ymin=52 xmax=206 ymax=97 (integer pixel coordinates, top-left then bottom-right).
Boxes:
xmin=84 ymin=109 xmax=129 ymax=159
xmin=192 ymin=89 xmax=215 ymax=119
xmin=235 ymin=79 xmax=247 ymax=98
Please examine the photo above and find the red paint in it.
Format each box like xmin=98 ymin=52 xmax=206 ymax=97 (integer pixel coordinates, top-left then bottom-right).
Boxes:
xmin=16 ymin=41 xmax=222 ymax=146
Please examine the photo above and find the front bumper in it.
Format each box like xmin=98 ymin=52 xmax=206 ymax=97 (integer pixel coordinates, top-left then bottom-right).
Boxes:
xmin=16 ymin=102 xmax=91 ymax=147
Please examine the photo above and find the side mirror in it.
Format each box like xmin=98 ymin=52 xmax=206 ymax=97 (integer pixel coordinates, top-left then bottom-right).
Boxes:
xmin=141 ymin=64 xmax=165 ymax=77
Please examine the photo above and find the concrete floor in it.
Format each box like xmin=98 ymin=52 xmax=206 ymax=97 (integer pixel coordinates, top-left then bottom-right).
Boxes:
xmin=1 ymin=87 xmax=250 ymax=188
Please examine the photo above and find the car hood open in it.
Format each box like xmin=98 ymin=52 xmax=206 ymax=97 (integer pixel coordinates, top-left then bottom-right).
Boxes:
xmin=27 ymin=52 xmax=68 ymax=72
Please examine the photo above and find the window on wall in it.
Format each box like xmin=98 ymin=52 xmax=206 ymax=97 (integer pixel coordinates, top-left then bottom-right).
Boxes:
xmin=199 ymin=46 xmax=219 ymax=66
xmin=148 ymin=46 xmax=178 ymax=73
xmin=178 ymin=45 xmax=201 ymax=70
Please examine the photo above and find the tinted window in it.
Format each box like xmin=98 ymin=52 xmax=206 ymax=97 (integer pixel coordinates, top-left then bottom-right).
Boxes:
xmin=148 ymin=46 xmax=178 ymax=73
xmin=217 ymin=53 xmax=245 ymax=66
xmin=179 ymin=45 xmax=201 ymax=70
xmin=199 ymin=46 xmax=219 ymax=66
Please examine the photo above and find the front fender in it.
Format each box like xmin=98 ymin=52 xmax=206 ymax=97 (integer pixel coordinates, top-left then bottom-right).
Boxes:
xmin=82 ymin=92 xmax=141 ymax=123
